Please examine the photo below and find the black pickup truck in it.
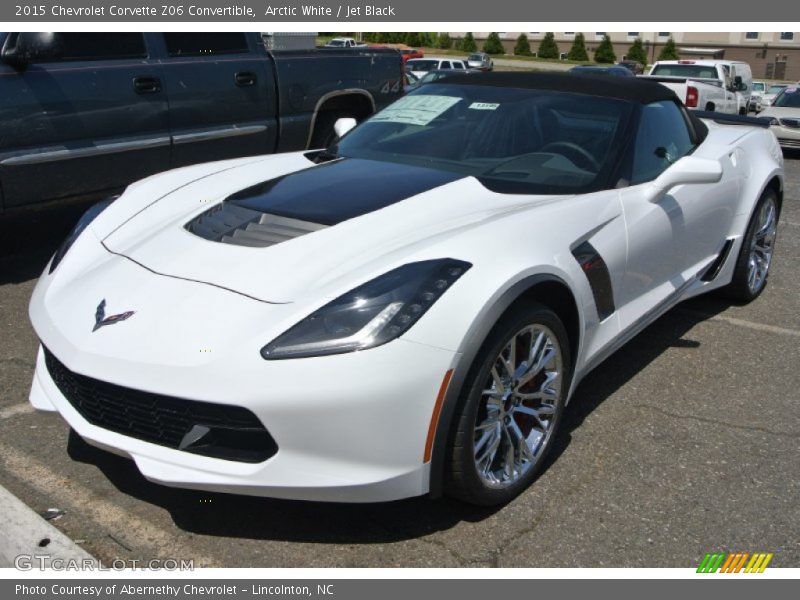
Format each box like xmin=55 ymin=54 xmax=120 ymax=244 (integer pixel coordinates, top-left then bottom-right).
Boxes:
xmin=0 ymin=32 xmax=403 ymax=212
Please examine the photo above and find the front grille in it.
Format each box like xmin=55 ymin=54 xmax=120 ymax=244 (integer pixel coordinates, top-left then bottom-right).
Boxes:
xmin=185 ymin=202 xmax=326 ymax=248
xmin=778 ymin=138 xmax=800 ymax=149
xmin=44 ymin=347 xmax=277 ymax=463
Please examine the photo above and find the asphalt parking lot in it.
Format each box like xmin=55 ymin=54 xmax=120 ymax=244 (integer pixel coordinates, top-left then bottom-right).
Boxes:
xmin=1 ymin=152 xmax=799 ymax=569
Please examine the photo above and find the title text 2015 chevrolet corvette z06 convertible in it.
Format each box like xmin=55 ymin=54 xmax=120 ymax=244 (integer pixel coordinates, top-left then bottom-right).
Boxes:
xmin=29 ymin=73 xmax=783 ymax=505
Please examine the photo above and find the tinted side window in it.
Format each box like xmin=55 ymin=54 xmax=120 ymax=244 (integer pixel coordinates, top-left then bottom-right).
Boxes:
xmin=163 ymin=33 xmax=248 ymax=57
xmin=32 ymin=33 xmax=146 ymax=62
xmin=631 ymin=101 xmax=695 ymax=185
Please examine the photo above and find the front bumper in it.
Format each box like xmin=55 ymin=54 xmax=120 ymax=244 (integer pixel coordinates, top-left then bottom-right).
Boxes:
xmin=29 ymin=248 xmax=459 ymax=503
xmin=769 ymin=124 xmax=800 ymax=149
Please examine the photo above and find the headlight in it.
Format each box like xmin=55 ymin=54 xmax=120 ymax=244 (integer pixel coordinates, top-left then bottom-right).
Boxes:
xmin=261 ymin=259 xmax=471 ymax=360
xmin=49 ymin=196 xmax=116 ymax=274
xmin=766 ymin=117 xmax=780 ymax=126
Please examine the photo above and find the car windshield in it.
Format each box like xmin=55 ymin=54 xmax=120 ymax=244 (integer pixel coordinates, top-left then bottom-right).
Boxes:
xmin=753 ymin=82 xmax=766 ymax=92
xmin=651 ymin=64 xmax=720 ymax=79
xmin=332 ymin=84 xmax=634 ymax=194
xmin=408 ymin=60 xmax=439 ymax=71
xmin=768 ymin=85 xmax=787 ymax=94
xmin=469 ymin=54 xmax=484 ymax=61
xmin=327 ymin=40 xmax=345 ymax=47
xmin=773 ymin=87 xmax=800 ymax=107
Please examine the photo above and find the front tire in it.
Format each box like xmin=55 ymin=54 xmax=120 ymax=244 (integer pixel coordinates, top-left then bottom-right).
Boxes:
xmin=723 ymin=188 xmax=779 ymax=303
xmin=445 ymin=304 xmax=572 ymax=506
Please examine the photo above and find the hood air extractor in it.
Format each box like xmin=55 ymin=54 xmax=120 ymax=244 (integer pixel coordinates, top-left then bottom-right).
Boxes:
xmin=186 ymin=202 xmax=327 ymax=248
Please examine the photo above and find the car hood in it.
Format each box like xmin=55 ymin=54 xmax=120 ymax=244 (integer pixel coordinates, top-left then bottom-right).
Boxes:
xmin=102 ymin=153 xmax=560 ymax=303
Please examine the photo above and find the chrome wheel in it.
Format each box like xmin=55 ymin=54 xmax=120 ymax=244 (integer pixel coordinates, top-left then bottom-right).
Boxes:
xmin=747 ymin=197 xmax=777 ymax=294
xmin=472 ymin=324 xmax=563 ymax=489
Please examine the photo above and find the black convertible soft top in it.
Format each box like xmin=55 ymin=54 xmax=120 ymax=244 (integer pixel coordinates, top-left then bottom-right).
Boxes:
xmin=435 ymin=71 xmax=679 ymax=104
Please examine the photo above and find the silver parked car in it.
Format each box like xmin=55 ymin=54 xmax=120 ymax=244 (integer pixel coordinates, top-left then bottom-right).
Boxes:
xmin=467 ymin=52 xmax=494 ymax=71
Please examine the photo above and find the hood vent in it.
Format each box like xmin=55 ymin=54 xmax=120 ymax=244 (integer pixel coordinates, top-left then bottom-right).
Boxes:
xmin=186 ymin=202 xmax=327 ymax=248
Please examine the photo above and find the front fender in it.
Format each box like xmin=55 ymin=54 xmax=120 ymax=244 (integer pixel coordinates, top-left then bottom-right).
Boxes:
xmin=426 ymin=270 xmax=584 ymax=498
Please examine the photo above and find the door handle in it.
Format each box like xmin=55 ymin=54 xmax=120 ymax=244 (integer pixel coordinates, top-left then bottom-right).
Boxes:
xmin=133 ymin=76 xmax=161 ymax=94
xmin=234 ymin=71 xmax=256 ymax=87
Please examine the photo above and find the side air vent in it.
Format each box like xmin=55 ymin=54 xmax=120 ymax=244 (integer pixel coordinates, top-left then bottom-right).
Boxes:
xmin=186 ymin=202 xmax=327 ymax=248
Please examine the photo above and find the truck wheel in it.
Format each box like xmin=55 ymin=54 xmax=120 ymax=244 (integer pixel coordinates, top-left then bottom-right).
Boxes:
xmin=310 ymin=111 xmax=354 ymax=148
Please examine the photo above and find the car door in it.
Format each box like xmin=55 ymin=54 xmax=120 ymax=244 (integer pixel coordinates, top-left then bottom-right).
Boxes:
xmin=617 ymin=100 xmax=732 ymax=328
xmin=156 ymin=33 xmax=278 ymax=168
xmin=0 ymin=32 xmax=169 ymax=209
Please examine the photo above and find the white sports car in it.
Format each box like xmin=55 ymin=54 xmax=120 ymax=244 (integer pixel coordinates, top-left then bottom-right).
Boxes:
xmin=29 ymin=73 xmax=784 ymax=505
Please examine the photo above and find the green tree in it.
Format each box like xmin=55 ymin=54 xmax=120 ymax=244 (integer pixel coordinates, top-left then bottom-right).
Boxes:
xmin=459 ymin=32 xmax=477 ymax=53
xmin=658 ymin=37 xmax=679 ymax=60
xmin=405 ymin=32 xmax=422 ymax=47
xmin=514 ymin=33 xmax=531 ymax=56
xmin=437 ymin=32 xmax=453 ymax=49
xmin=626 ymin=38 xmax=648 ymax=65
xmin=594 ymin=34 xmax=616 ymax=63
xmin=537 ymin=32 xmax=560 ymax=59
xmin=483 ymin=32 xmax=505 ymax=55
xmin=567 ymin=33 xmax=589 ymax=61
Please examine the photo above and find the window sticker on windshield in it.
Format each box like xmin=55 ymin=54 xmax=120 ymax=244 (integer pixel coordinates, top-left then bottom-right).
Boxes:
xmin=786 ymin=87 xmax=798 ymax=93
xmin=469 ymin=102 xmax=500 ymax=110
xmin=370 ymin=95 xmax=461 ymax=126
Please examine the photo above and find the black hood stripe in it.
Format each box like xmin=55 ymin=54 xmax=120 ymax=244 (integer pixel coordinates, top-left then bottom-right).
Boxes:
xmin=227 ymin=158 xmax=464 ymax=226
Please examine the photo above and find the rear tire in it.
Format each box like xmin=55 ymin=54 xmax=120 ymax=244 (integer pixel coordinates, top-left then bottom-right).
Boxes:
xmin=723 ymin=188 xmax=779 ymax=303
xmin=445 ymin=303 xmax=572 ymax=506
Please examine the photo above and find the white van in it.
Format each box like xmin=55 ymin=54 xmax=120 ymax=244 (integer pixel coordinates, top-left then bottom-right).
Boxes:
xmin=722 ymin=60 xmax=754 ymax=114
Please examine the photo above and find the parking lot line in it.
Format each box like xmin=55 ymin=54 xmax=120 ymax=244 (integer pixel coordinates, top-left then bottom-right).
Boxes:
xmin=0 ymin=403 xmax=35 ymax=420
xmin=0 ymin=441 xmax=217 ymax=567
xmin=679 ymin=308 xmax=800 ymax=338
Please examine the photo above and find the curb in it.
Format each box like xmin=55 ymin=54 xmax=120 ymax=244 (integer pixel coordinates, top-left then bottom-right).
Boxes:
xmin=0 ymin=483 xmax=93 ymax=568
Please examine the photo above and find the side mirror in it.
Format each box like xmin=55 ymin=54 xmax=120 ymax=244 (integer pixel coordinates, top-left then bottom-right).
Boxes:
xmin=333 ymin=117 xmax=357 ymax=139
xmin=2 ymin=32 xmax=64 ymax=69
xmin=649 ymin=156 xmax=722 ymax=201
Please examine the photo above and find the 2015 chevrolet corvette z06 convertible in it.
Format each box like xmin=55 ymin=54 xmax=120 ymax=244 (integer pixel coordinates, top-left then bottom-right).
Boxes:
xmin=29 ymin=73 xmax=783 ymax=505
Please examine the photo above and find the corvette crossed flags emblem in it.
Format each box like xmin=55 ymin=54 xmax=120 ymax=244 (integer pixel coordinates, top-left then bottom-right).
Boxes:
xmin=92 ymin=299 xmax=135 ymax=332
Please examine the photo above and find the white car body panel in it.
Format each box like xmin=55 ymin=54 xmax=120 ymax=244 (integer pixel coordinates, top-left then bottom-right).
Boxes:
xmin=29 ymin=88 xmax=784 ymax=502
